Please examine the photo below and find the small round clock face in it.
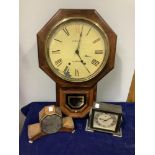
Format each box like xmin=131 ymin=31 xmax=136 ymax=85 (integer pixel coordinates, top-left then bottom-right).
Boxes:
xmin=41 ymin=115 xmax=62 ymax=134
xmin=46 ymin=18 xmax=109 ymax=82
xmin=93 ymin=111 xmax=118 ymax=131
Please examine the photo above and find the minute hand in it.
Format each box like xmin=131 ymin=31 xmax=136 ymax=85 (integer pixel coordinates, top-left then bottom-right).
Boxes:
xmin=104 ymin=117 xmax=112 ymax=121
xmin=76 ymin=25 xmax=84 ymax=51
xmin=75 ymin=50 xmax=90 ymax=73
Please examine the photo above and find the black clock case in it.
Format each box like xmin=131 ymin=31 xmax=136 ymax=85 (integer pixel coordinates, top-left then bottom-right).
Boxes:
xmin=87 ymin=102 xmax=122 ymax=134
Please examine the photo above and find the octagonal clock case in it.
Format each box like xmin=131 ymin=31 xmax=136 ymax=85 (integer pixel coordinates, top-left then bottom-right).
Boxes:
xmin=37 ymin=9 xmax=117 ymax=118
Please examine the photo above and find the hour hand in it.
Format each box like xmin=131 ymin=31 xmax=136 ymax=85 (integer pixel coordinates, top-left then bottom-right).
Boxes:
xmin=75 ymin=49 xmax=79 ymax=55
xmin=104 ymin=117 xmax=112 ymax=121
xmin=99 ymin=118 xmax=106 ymax=121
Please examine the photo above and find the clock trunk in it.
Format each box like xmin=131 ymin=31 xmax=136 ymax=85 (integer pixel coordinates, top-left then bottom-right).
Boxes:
xmin=56 ymin=84 xmax=97 ymax=118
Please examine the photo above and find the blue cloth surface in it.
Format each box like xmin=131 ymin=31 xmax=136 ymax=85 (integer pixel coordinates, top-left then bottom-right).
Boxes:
xmin=20 ymin=102 xmax=135 ymax=155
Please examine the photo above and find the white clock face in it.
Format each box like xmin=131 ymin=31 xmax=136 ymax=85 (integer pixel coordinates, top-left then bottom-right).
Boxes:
xmin=93 ymin=111 xmax=118 ymax=131
xmin=46 ymin=18 xmax=109 ymax=82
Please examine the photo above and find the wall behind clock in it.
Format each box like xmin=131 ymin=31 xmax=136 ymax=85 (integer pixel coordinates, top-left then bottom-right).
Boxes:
xmin=19 ymin=0 xmax=134 ymax=130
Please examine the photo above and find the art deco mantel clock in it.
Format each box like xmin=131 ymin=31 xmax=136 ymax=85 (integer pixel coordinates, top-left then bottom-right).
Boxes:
xmin=37 ymin=9 xmax=117 ymax=118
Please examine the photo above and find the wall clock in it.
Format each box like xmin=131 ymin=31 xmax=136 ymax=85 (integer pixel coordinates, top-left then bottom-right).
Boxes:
xmin=37 ymin=9 xmax=117 ymax=118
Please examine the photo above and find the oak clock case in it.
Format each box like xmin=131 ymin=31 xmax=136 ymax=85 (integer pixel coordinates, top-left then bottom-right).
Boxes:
xmin=37 ymin=9 xmax=117 ymax=118
xmin=28 ymin=105 xmax=75 ymax=142
xmin=39 ymin=105 xmax=62 ymax=134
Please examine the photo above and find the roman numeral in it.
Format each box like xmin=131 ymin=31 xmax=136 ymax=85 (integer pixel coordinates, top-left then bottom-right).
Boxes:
xmin=86 ymin=27 xmax=92 ymax=36
xmin=93 ymin=38 xmax=101 ymax=44
xmin=63 ymin=27 xmax=70 ymax=36
xmin=52 ymin=50 xmax=60 ymax=54
xmin=54 ymin=39 xmax=62 ymax=42
xmin=95 ymin=50 xmax=103 ymax=54
xmin=55 ymin=58 xmax=62 ymax=67
xmin=91 ymin=59 xmax=100 ymax=66
xmin=75 ymin=69 xmax=79 ymax=76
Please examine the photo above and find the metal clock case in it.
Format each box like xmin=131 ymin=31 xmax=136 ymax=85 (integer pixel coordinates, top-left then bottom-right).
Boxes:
xmin=87 ymin=103 xmax=122 ymax=135
xmin=37 ymin=9 xmax=117 ymax=118
xmin=39 ymin=105 xmax=62 ymax=134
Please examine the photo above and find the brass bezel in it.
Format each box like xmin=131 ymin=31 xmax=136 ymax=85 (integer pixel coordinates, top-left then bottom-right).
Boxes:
xmin=45 ymin=17 xmax=110 ymax=82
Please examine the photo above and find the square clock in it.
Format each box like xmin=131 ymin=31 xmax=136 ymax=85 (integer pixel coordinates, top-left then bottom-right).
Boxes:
xmin=86 ymin=102 xmax=122 ymax=137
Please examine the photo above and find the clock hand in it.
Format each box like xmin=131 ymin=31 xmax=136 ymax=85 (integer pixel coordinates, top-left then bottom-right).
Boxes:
xmin=74 ymin=26 xmax=90 ymax=73
xmin=99 ymin=118 xmax=105 ymax=121
xmin=104 ymin=117 xmax=112 ymax=121
xmin=98 ymin=117 xmax=112 ymax=121
xmin=75 ymin=49 xmax=90 ymax=73
xmin=76 ymin=25 xmax=84 ymax=51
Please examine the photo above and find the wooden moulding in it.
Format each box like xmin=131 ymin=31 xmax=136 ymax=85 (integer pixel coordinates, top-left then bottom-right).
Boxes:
xmin=39 ymin=105 xmax=62 ymax=121
xmin=60 ymin=116 xmax=75 ymax=132
xmin=127 ymin=72 xmax=135 ymax=102
xmin=28 ymin=116 xmax=74 ymax=142
xmin=28 ymin=123 xmax=46 ymax=143
xmin=37 ymin=9 xmax=117 ymax=118
xmin=56 ymin=84 xmax=97 ymax=118
xmin=37 ymin=9 xmax=117 ymax=88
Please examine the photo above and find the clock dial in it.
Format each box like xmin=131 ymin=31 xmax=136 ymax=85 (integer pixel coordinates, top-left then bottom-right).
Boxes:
xmin=93 ymin=111 xmax=118 ymax=131
xmin=41 ymin=115 xmax=62 ymax=134
xmin=46 ymin=18 xmax=109 ymax=82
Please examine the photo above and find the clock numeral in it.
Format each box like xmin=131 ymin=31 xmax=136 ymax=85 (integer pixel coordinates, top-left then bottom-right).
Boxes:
xmin=52 ymin=50 xmax=60 ymax=54
xmin=93 ymin=38 xmax=101 ymax=44
xmin=95 ymin=50 xmax=103 ymax=54
xmin=86 ymin=27 xmax=92 ymax=36
xmin=91 ymin=59 xmax=100 ymax=66
xmin=54 ymin=39 xmax=62 ymax=43
xmin=75 ymin=69 xmax=79 ymax=76
xmin=55 ymin=58 xmax=62 ymax=67
xmin=63 ymin=27 xmax=70 ymax=36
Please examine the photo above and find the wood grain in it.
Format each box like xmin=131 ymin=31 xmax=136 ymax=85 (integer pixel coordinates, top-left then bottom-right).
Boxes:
xmin=37 ymin=9 xmax=117 ymax=117
xmin=127 ymin=72 xmax=135 ymax=102
xmin=37 ymin=9 xmax=117 ymax=88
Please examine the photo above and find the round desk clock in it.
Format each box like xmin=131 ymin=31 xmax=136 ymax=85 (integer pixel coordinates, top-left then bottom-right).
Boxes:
xmin=39 ymin=105 xmax=62 ymax=134
xmin=37 ymin=9 xmax=117 ymax=117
